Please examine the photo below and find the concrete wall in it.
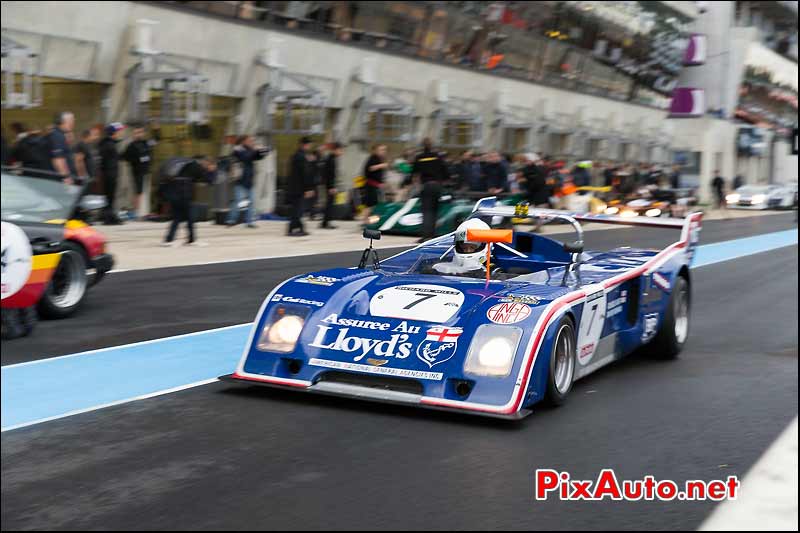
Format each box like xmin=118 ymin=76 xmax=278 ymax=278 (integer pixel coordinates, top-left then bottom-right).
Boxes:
xmin=1 ymin=1 xmax=693 ymax=213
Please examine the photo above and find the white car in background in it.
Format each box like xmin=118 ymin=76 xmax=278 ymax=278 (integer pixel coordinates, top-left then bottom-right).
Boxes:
xmin=726 ymin=183 xmax=798 ymax=210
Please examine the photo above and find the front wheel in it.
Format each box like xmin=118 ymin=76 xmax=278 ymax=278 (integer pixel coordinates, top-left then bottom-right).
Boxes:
xmin=544 ymin=316 xmax=577 ymax=406
xmin=651 ymin=275 xmax=690 ymax=359
xmin=38 ymin=242 xmax=88 ymax=319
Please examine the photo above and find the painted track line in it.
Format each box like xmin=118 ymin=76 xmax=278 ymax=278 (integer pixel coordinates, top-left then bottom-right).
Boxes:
xmin=700 ymin=416 xmax=798 ymax=531
xmin=2 ymin=229 xmax=797 ymax=432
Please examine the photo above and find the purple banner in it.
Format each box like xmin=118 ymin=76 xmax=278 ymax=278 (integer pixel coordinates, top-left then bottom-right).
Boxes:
xmin=683 ymin=33 xmax=707 ymax=66
xmin=669 ymin=88 xmax=705 ymax=117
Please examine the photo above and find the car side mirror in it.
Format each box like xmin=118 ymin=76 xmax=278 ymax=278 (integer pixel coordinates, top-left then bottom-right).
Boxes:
xmin=563 ymin=241 xmax=584 ymax=255
xmin=363 ymin=229 xmax=381 ymax=240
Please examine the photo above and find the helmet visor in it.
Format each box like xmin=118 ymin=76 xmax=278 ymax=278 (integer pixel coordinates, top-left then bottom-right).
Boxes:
xmin=456 ymin=241 xmax=485 ymax=255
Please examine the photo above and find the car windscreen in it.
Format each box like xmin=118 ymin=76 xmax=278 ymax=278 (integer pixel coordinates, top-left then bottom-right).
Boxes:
xmin=1 ymin=173 xmax=82 ymax=224
xmin=736 ymin=186 xmax=769 ymax=195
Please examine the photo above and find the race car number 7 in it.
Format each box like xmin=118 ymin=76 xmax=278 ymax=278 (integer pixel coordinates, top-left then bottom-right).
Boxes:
xmin=369 ymin=284 xmax=465 ymax=323
xmin=577 ymin=285 xmax=607 ymax=365
xmin=404 ymin=292 xmax=437 ymax=309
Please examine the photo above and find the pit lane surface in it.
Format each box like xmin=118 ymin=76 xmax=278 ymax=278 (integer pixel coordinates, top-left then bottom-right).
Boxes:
xmin=2 ymin=214 xmax=797 ymax=530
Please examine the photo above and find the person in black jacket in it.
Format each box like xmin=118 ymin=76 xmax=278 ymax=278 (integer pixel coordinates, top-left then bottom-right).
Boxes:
xmin=320 ymin=142 xmax=343 ymax=229
xmin=226 ymin=135 xmax=269 ymax=227
xmin=412 ymin=138 xmax=447 ymax=242
xmin=122 ymin=125 xmax=155 ymax=219
xmin=99 ymin=122 xmax=125 ymax=225
xmin=287 ymin=137 xmax=313 ymax=236
xmin=160 ymin=155 xmax=217 ymax=246
xmin=9 ymin=123 xmax=49 ymax=173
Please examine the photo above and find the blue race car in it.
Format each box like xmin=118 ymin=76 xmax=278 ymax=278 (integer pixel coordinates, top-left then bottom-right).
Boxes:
xmin=221 ymin=198 xmax=703 ymax=419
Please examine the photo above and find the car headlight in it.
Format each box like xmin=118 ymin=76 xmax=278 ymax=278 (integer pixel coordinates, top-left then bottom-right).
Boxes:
xmin=604 ymin=206 xmax=619 ymax=215
xmin=257 ymin=305 xmax=311 ymax=353
xmin=726 ymin=193 xmax=740 ymax=203
xmin=645 ymin=208 xmax=661 ymax=217
xmin=620 ymin=209 xmax=638 ymax=217
xmin=464 ymin=324 xmax=523 ymax=377
xmin=367 ymin=215 xmax=380 ymax=225
xmin=751 ymin=194 xmax=766 ymax=204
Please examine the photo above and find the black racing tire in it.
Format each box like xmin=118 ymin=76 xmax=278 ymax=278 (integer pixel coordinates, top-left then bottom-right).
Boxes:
xmin=37 ymin=241 xmax=88 ymax=319
xmin=651 ymin=275 xmax=690 ymax=359
xmin=544 ymin=316 xmax=577 ymax=406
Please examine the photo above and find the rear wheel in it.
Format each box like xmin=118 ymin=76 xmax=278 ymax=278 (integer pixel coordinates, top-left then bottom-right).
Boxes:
xmin=545 ymin=316 xmax=576 ymax=406
xmin=38 ymin=242 xmax=88 ymax=319
xmin=651 ymin=275 xmax=690 ymax=359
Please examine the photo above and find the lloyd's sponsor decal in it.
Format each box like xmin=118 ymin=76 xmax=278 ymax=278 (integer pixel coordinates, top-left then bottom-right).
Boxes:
xmin=308 ymin=313 xmax=420 ymax=362
xmin=369 ymin=284 xmax=464 ymax=322
xmin=416 ymin=326 xmax=462 ymax=368
xmin=486 ymin=302 xmax=532 ymax=324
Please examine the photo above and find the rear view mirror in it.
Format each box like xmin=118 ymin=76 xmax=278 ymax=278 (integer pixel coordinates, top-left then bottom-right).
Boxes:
xmin=363 ymin=229 xmax=381 ymax=240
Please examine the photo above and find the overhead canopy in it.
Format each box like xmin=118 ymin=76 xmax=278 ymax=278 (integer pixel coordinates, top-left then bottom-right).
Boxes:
xmin=351 ymin=84 xmax=416 ymax=143
xmin=1 ymin=34 xmax=41 ymax=109
xmin=127 ymin=52 xmax=213 ymax=124
xmin=256 ymin=61 xmax=339 ymax=136
xmin=433 ymin=96 xmax=484 ymax=149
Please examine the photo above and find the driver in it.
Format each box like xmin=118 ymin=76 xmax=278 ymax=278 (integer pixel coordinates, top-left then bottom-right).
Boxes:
xmin=432 ymin=219 xmax=493 ymax=277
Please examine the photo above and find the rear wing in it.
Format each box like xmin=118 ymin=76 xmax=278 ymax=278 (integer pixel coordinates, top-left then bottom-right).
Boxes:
xmin=472 ymin=196 xmax=703 ymax=263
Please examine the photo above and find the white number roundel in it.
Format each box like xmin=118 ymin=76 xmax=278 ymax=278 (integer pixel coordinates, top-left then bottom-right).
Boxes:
xmin=1 ymin=221 xmax=33 ymax=300
xmin=369 ymin=284 xmax=464 ymax=322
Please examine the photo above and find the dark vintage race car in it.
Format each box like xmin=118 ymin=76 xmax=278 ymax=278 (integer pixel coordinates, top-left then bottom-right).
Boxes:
xmin=1 ymin=168 xmax=114 ymax=318
xmin=222 ymin=197 xmax=702 ymax=420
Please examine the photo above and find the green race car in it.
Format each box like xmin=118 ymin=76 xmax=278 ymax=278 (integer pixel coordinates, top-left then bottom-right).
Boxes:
xmin=366 ymin=192 xmax=524 ymax=236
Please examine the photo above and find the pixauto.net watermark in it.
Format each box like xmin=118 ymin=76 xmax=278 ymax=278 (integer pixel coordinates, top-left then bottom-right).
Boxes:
xmin=534 ymin=469 xmax=739 ymax=502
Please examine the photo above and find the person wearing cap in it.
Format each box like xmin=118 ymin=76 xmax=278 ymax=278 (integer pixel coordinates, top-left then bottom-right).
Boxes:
xmin=287 ymin=136 xmax=314 ymax=236
xmin=48 ymin=111 xmax=77 ymax=183
xmin=320 ymin=142 xmax=343 ymax=229
xmin=99 ymin=122 xmax=125 ymax=225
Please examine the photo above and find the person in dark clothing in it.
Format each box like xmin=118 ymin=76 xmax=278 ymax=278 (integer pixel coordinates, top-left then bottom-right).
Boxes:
xmin=711 ymin=170 xmax=726 ymax=210
xmin=362 ymin=144 xmax=388 ymax=224
xmin=122 ymin=125 xmax=155 ymax=218
xmin=572 ymin=162 xmax=591 ymax=188
xmin=458 ymin=150 xmax=484 ymax=192
xmin=412 ymin=137 xmax=447 ymax=242
xmin=521 ymin=155 xmax=549 ymax=207
xmin=47 ymin=112 xmax=78 ymax=182
xmin=8 ymin=123 xmax=49 ymax=172
xmin=603 ymin=163 xmax=616 ymax=187
xmin=669 ymin=164 xmax=681 ymax=189
xmin=306 ymin=148 xmax=323 ymax=219
xmin=320 ymin=142 xmax=343 ymax=229
xmin=74 ymin=127 xmax=100 ymax=185
xmin=484 ymin=151 xmax=508 ymax=194
xmin=287 ymin=137 xmax=314 ymax=236
xmin=160 ymin=155 xmax=217 ymax=246
xmin=225 ymin=135 xmax=269 ymax=227
xmin=99 ymin=122 xmax=125 ymax=225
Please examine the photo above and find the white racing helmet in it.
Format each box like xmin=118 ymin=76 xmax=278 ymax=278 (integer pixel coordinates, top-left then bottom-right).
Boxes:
xmin=453 ymin=218 xmax=491 ymax=268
